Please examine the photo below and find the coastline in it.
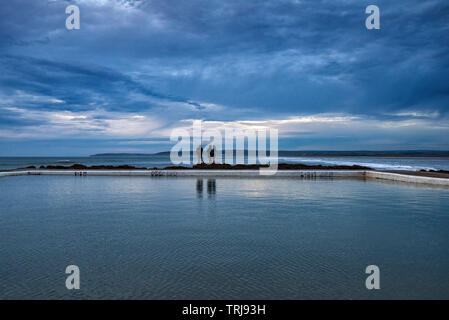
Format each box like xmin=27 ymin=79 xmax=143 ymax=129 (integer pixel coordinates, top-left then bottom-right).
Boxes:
xmin=2 ymin=162 xmax=449 ymax=177
xmin=0 ymin=163 xmax=372 ymax=172
xmin=1 ymin=164 xmax=449 ymax=186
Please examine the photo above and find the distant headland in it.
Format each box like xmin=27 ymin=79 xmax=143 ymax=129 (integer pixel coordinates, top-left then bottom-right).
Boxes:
xmin=90 ymin=150 xmax=449 ymax=157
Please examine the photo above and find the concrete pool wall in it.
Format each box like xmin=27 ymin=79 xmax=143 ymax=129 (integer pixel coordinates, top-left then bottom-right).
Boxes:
xmin=1 ymin=169 xmax=449 ymax=186
xmin=365 ymin=170 xmax=449 ymax=186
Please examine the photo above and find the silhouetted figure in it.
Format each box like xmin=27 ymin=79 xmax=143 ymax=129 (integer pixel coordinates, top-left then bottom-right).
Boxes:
xmin=210 ymin=146 xmax=215 ymax=164
xmin=201 ymin=146 xmax=204 ymax=163
xmin=196 ymin=145 xmax=204 ymax=164
xmin=205 ymin=145 xmax=216 ymax=164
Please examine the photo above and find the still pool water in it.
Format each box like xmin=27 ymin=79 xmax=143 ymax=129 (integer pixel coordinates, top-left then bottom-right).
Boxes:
xmin=0 ymin=176 xmax=448 ymax=299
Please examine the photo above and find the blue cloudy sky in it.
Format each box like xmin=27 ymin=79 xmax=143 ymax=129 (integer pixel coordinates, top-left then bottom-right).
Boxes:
xmin=0 ymin=0 xmax=448 ymax=155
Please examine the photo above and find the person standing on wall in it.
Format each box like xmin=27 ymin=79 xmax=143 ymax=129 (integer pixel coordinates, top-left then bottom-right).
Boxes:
xmin=196 ymin=145 xmax=204 ymax=164
xmin=209 ymin=145 xmax=215 ymax=164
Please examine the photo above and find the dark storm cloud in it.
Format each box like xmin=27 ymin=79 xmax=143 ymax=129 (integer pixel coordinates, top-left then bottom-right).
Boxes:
xmin=0 ymin=54 xmax=204 ymax=111
xmin=0 ymin=0 xmax=448 ymax=152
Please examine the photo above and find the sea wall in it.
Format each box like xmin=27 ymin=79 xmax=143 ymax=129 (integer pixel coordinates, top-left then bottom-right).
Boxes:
xmin=7 ymin=169 xmax=365 ymax=178
xmin=0 ymin=171 xmax=27 ymax=177
xmin=365 ymin=171 xmax=449 ymax=186
xmin=2 ymin=170 xmax=449 ymax=186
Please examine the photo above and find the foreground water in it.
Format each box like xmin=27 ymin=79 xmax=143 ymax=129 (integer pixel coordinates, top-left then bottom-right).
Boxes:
xmin=0 ymin=176 xmax=448 ymax=299
xmin=1 ymin=155 xmax=449 ymax=171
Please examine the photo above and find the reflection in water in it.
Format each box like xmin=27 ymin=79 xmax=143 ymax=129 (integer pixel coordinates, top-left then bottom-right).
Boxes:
xmin=1 ymin=176 xmax=449 ymax=299
xmin=196 ymin=179 xmax=203 ymax=198
xmin=207 ymin=179 xmax=216 ymax=197
xmin=196 ymin=179 xmax=216 ymax=198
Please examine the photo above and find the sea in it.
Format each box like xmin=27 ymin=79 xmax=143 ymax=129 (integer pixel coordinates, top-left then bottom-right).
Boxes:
xmin=1 ymin=155 xmax=449 ymax=171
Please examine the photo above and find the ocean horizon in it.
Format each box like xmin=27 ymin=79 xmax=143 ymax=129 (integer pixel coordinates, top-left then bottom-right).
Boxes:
xmin=1 ymin=153 xmax=449 ymax=171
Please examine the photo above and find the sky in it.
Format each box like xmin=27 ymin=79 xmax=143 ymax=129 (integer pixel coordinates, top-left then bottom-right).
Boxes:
xmin=0 ymin=0 xmax=448 ymax=156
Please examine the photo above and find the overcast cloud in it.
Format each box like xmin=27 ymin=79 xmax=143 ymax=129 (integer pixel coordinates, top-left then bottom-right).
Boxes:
xmin=0 ymin=0 xmax=448 ymax=155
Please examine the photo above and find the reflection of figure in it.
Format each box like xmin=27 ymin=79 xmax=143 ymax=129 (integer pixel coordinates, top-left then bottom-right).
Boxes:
xmin=196 ymin=179 xmax=216 ymax=198
xmin=196 ymin=145 xmax=203 ymax=164
xmin=196 ymin=179 xmax=203 ymax=198
xmin=207 ymin=179 xmax=216 ymax=197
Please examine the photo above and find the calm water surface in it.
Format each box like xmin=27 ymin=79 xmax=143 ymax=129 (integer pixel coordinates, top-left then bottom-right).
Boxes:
xmin=0 ymin=176 xmax=448 ymax=299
